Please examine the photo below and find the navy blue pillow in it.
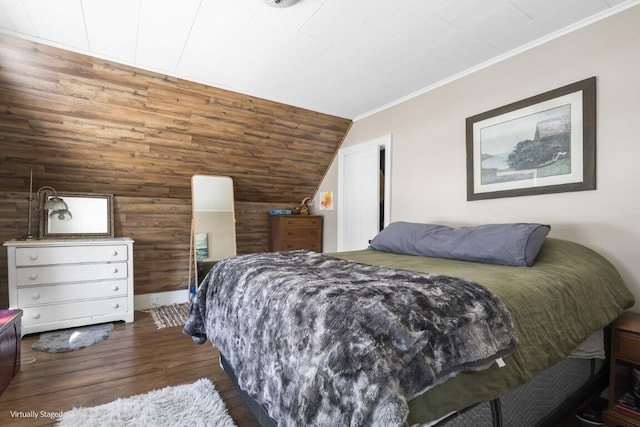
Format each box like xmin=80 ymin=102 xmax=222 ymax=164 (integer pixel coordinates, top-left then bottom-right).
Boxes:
xmin=368 ymin=222 xmax=550 ymax=267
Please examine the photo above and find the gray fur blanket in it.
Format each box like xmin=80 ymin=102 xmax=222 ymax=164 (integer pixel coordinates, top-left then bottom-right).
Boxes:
xmin=184 ymin=250 xmax=516 ymax=426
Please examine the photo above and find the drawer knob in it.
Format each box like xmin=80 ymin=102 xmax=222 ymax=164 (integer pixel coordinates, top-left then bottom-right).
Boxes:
xmin=29 ymin=254 xmax=39 ymax=261
xmin=112 ymin=286 xmax=119 ymax=291
xmin=112 ymin=267 xmax=119 ymax=274
xmin=112 ymin=303 xmax=120 ymax=309
xmin=111 ymin=250 xmax=118 ymax=256
xmin=29 ymin=273 xmax=38 ymax=280
xmin=32 ymin=313 xmax=40 ymax=320
xmin=32 ymin=292 xmax=40 ymax=300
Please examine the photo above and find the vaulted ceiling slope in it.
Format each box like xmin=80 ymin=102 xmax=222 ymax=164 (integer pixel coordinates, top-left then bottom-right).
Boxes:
xmin=0 ymin=33 xmax=351 ymax=205
xmin=0 ymin=0 xmax=637 ymax=120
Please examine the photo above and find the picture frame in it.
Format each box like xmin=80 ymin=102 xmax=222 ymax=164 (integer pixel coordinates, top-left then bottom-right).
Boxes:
xmin=195 ymin=232 xmax=209 ymax=259
xmin=466 ymin=77 xmax=596 ymax=201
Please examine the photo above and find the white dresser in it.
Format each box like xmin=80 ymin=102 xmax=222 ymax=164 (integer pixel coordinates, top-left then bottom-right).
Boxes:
xmin=3 ymin=238 xmax=134 ymax=335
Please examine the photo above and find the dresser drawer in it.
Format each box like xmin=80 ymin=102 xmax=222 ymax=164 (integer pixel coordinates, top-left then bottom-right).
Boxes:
xmin=616 ymin=331 xmax=640 ymax=364
xmin=17 ymin=279 xmax=128 ymax=306
xmin=279 ymin=240 xmax=322 ymax=252
xmin=21 ymin=297 xmax=129 ymax=327
xmin=280 ymin=217 xmax=322 ymax=228
xmin=15 ymin=244 xmax=128 ymax=266
xmin=279 ymin=227 xmax=321 ymax=240
xmin=16 ymin=262 xmax=128 ymax=286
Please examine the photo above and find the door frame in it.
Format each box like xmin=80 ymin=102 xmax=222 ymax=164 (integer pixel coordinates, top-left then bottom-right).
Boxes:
xmin=337 ymin=134 xmax=392 ymax=251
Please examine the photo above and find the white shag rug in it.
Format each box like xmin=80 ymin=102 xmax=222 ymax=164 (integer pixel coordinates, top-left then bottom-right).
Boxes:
xmin=56 ymin=379 xmax=236 ymax=427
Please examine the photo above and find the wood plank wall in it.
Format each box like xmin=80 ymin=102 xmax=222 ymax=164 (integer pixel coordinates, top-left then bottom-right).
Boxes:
xmin=0 ymin=34 xmax=351 ymax=306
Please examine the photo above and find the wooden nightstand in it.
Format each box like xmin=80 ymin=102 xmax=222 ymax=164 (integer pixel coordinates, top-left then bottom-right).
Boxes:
xmin=604 ymin=312 xmax=640 ymax=426
xmin=269 ymin=215 xmax=322 ymax=252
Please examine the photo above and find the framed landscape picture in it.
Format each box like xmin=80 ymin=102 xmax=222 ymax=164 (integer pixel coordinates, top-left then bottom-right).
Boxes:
xmin=195 ymin=232 xmax=209 ymax=259
xmin=466 ymin=77 xmax=596 ymax=201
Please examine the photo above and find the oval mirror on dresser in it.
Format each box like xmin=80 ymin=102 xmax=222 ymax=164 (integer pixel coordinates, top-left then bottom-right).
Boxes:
xmin=191 ymin=175 xmax=237 ymax=285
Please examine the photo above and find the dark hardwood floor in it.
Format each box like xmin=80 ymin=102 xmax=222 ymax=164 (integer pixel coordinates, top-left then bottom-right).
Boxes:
xmin=0 ymin=311 xmax=259 ymax=427
xmin=0 ymin=310 xmax=604 ymax=426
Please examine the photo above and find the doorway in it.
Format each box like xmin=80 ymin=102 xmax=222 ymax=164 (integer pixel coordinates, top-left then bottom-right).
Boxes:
xmin=337 ymin=135 xmax=391 ymax=251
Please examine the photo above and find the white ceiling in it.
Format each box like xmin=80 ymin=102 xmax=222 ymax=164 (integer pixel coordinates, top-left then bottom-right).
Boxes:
xmin=0 ymin=0 xmax=637 ymax=119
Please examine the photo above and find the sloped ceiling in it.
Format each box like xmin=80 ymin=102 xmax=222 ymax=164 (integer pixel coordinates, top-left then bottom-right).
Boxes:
xmin=0 ymin=32 xmax=352 ymax=204
xmin=0 ymin=0 xmax=637 ymax=120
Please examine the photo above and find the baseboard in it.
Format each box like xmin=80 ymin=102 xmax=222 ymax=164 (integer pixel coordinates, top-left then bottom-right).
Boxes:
xmin=134 ymin=290 xmax=190 ymax=310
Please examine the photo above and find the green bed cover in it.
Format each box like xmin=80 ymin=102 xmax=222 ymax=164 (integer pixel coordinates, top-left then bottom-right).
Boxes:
xmin=331 ymin=238 xmax=634 ymax=424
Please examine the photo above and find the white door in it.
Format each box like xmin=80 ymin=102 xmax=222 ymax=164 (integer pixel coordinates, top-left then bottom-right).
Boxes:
xmin=338 ymin=135 xmax=391 ymax=251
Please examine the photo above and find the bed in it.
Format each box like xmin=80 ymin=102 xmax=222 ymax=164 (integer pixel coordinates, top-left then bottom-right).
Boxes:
xmin=184 ymin=222 xmax=634 ymax=426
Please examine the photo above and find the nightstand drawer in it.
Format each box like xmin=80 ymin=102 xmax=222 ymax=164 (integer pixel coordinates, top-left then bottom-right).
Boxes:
xmin=617 ymin=331 xmax=640 ymax=364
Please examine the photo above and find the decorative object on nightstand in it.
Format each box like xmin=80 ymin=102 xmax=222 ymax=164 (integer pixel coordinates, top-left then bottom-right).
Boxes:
xmin=269 ymin=215 xmax=322 ymax=252
xmin=603 ymin=311 xmax=640 ymax=426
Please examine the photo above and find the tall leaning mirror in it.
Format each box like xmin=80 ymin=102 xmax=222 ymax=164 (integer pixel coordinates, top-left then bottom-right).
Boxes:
xmin=191 ymin=175 xmax=237 ymax=287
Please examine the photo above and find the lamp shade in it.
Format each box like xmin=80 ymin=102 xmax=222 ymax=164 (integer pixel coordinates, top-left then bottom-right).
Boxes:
xmin=44 ymin=196 xmax=69 ymax=212
xmin=49 ymin=209 xmax=73 ymax=221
